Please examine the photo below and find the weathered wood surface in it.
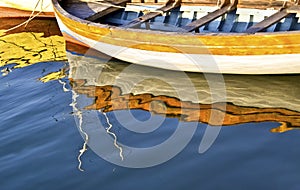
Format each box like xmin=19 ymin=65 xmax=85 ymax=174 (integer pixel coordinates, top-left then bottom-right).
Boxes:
xmin=287 ymin=5 xmax=300 ymax=13
xmin=245 ymin=8 xmax=290 ymax=33
xmin=0 ymin=6 xmax=54 ymax=18
xmin=85 ymin=0 xmax=131 ymax=21
xmin=123 ymin=0 xmax=296 ymax=9
xmin=65 ymin=0 xmax=297 ymax=10
xmin=122 ymin=0 xmax=181 ymax=28
xmin=0 ymin=7 xmax=60 ymax=36
xmin=55 ymin=0 xmax=300 ymax=57
xmin=55 ymin=5 xmax=300 ymax=56
xmin=182 ymin=4 xmax=235 ymax=32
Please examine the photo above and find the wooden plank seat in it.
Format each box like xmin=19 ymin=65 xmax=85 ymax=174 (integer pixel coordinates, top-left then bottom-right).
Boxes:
xmin=245 ymin=1 xmax=300 ymax=33
xmin=86 ymin=0 xmax=131 ymax=21
xmin=181 ymin=0 xmax=238 ymax=32
xmin=122 ymin=0 xmax=182 ymax=28
xmin=245 ymin=9 xmax=290 ymax=33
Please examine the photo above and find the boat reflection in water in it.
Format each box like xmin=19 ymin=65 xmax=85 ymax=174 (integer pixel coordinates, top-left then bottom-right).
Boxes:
xmin=66 ymin=45 xmax=300 ymax=134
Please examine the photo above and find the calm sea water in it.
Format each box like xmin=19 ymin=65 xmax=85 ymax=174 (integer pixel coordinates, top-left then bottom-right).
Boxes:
xmin=1 ymin=55 xmax=300 ymax=190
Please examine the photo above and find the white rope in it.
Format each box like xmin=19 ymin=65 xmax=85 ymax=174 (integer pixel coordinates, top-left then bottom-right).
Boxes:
xmin=25 ymin=0 xmax=43 ymax=28
xmin=2 ymin=0 xmax=51 ymax=33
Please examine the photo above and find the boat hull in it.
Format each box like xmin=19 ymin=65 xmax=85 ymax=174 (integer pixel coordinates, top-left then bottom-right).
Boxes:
xmin=0 ymin=0 xmax=53 ymax=12
xmin=53 ymin=0 xmax=300 ymax=74
xmin=0 ymin=6 xmax=57 ymax=35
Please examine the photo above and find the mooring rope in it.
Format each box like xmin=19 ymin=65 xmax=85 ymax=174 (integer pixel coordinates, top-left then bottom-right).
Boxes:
xmin=2 ymin=0 xmax=51 ymax=33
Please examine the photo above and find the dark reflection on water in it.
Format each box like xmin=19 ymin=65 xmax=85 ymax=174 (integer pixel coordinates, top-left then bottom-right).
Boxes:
xmin=1 ymin=56 xmax=300 ymax=190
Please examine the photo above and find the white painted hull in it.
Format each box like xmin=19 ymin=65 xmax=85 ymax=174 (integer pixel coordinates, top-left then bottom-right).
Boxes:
xmin=0 ymin=0 xmax=53 ymax=12
xmin=57 ymin=16 xmax=300 ymax=74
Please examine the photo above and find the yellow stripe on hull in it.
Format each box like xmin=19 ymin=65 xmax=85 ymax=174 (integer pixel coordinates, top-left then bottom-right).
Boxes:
xmin=54 ymin=6 xmax=300 ymax=56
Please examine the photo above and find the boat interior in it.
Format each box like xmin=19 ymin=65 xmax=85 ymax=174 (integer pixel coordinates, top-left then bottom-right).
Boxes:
xmin=59 ymin=0 xmax=300 ymax=33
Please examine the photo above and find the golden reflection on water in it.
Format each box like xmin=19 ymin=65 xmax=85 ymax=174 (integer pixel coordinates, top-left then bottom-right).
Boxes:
xmin=0 ymin=30 xmax=6 ymax=36
xmin=39 ymin=69 xmax=66 ymax=83
xmin=67 ymin=52 xmax=300 ymax=133
xmin=0 ymin=31 xmax=67 ymax=81
xmin=0 ymin=32 xmax=66 ymax=67
xmin=2 ymin=30 xmax=300 ymax=133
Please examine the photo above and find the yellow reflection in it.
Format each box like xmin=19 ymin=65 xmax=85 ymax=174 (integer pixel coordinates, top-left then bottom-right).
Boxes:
xmin=0 ymin=32 xmax=66 ymax=68
xmin=270 ymin=122 xmax=295 ymax=133
xmin=39 ymin=69 xmax=66 ymax=83
xmin=0 ymin=30 xmax=6 ymax=36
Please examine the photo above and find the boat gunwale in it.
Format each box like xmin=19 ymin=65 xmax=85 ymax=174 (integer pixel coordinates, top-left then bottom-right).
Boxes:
xmin=52 ymin=0 xmax=300 ymax=37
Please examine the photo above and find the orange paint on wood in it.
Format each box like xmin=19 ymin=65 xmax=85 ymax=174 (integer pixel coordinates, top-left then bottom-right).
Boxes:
xmin=53 ymin=1 xmax=300 ymax=56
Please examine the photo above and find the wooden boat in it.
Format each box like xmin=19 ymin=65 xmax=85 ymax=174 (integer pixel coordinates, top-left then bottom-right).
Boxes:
xmin=52 ymin=0 xmax=300 ymax=74
xmin=0 ymin=7 xmax=60 ymax=35
xmin=0 ymin=0 xmax=57 ymax=35
xmin=67 ymin=49 xmax=300 ymax=132
xmin=0 ymin=0 xmax=53 ymax=12
xmin=0 ymin=0 xmax=65 ymax=72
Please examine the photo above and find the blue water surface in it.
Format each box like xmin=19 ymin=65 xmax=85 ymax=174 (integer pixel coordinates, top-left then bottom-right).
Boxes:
xmin=0 ymin=61 xmax=299 ymax=190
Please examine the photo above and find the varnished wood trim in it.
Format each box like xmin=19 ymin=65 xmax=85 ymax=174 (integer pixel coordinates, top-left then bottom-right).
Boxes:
xmin=53 ymin=0 xmax=300 ymax=55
